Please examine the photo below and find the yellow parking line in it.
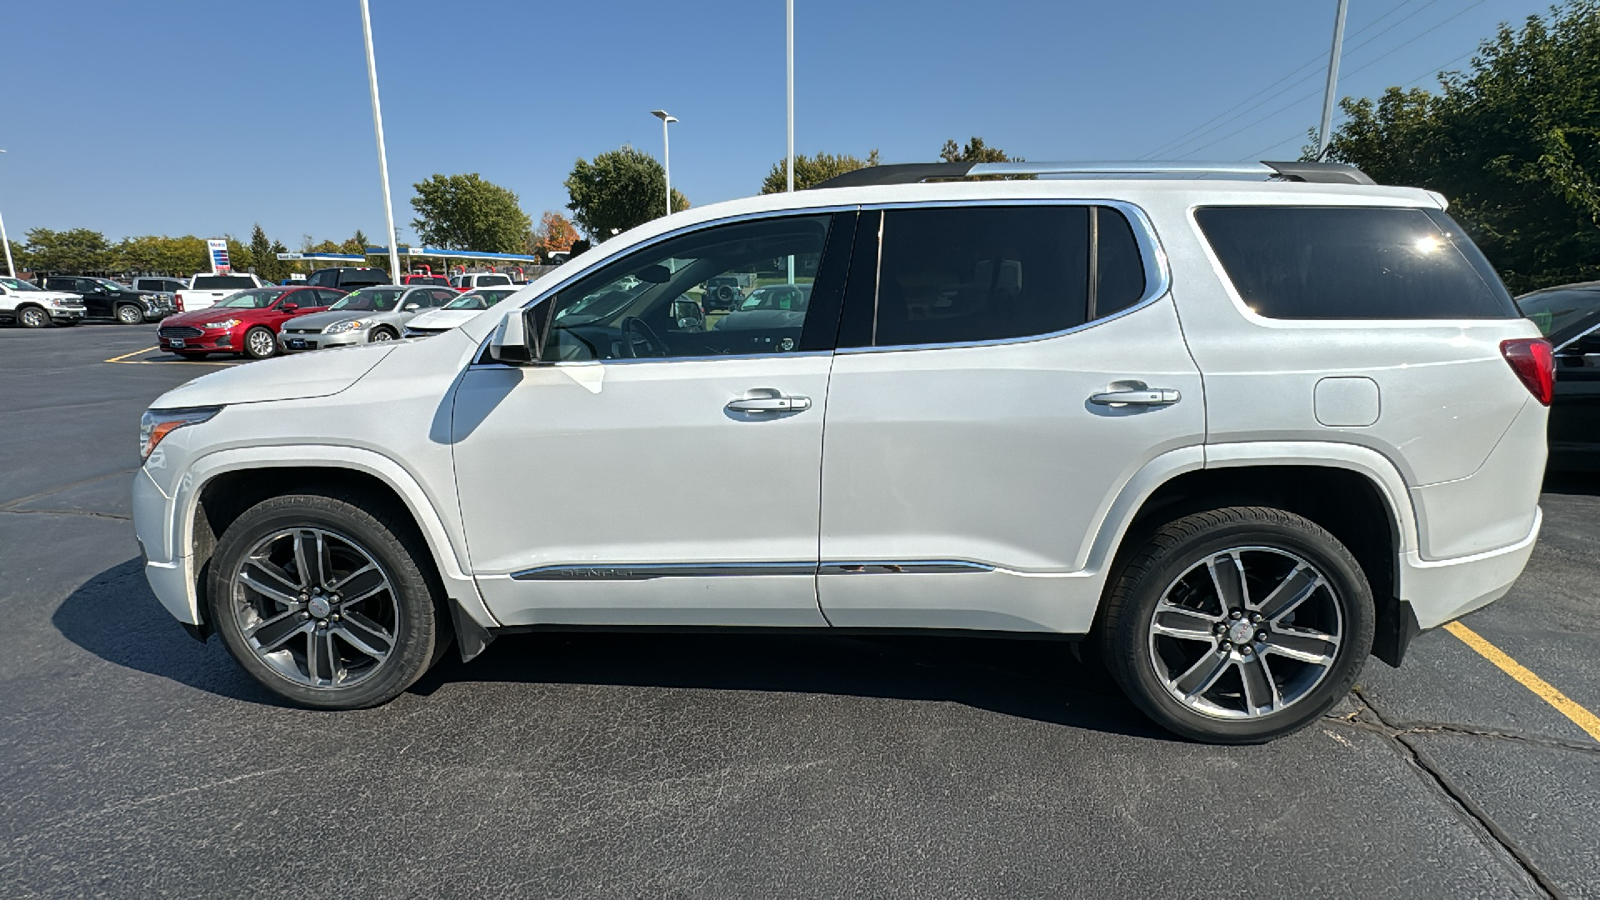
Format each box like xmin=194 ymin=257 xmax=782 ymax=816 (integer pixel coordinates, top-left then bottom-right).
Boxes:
xmin=105 ymin=346 xmax=158 ymax=363
xmin=1446 ymin=620 xmax=1600 ymax=743
xmin=104 ymin=347 xmax=237 ymax=366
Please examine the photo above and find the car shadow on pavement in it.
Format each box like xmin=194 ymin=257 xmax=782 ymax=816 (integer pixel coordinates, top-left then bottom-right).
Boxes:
xmin=55 ymin=559 xmax=1168 ymax=740
xmin=1543 ymin=471 xmax=1600 ymax=496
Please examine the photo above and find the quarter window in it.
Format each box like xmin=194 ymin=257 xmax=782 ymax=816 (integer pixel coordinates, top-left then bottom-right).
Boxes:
xmin=1195 ymin=206 xmax=1518 ymax=320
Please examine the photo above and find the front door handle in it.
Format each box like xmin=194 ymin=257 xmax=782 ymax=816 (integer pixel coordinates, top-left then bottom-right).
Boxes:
xmin=727 ymin=389 xmax=812 ymax=413
xmin=1090 ymin=387 xmax=1181 ymax=407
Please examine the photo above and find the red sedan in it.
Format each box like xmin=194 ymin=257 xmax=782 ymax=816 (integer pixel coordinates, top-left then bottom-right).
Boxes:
xmin=157 ymin=286 xmax=343 ymax=360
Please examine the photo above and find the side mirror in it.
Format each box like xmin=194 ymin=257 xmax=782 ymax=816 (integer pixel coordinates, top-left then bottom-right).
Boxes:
xmin=281 ymin=302 xmax=299 ymax=312
xmin=487 ymin=303 xmax=551 ymax=365
xmin=403 ymin=302 xmax=420 ymax=311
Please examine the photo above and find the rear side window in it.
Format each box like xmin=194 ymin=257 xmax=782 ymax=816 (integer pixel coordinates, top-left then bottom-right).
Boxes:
xmin=851 ymin=205 xmax=1148 ymax=348
xmin=477 ymin=274 xmax=512 ymax=287
xmin=1195 ymin=206 xmax=1517 ymax=320
xmin=191 ymin=275 xmax=258 ymax=289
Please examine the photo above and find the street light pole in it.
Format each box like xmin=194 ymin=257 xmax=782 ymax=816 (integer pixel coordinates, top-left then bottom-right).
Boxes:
xmin=786 ymin=0 xmax=795 ymax=283
xmin=1316 ymin=0 xmax=1350 ymax=160
xmin=359 ymin=0 xmax=402 ymax=282
xmin=651 ymin=110 xmax=677 ymax=217
xmin=0 ymin=150 xmax=13 ymax=278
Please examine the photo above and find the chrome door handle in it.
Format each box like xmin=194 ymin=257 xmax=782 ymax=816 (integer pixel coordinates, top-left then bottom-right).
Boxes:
xmin=727 ymin=392 xmax=811 ymax=413
xmin=1089 ymin=388 xmax=1181 ymax=407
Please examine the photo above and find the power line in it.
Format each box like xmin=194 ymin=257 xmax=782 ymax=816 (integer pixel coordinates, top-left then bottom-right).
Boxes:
xmin=1145 ymin=0 xmax=1450 ymax=159
xmin=1175 ymin=0 xmax=1489 ymax=159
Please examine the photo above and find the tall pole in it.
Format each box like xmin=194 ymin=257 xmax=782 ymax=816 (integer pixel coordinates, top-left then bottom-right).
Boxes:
xmin=652 ymin=110 xmax=677 ymax=217
xmin=0 ymin=150 xmax=13 ymax=278
xmin=359 ymin=0 xmax=402 ymax=282
xmin=785 ymin=0 xmax=795 ymax=283
xmin=1316 ymin=0 xmax=1350 ymax=160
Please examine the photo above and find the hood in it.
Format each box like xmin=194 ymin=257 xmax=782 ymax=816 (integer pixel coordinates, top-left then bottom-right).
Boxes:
xmin=164 ymin=306 xmax=260 ymax=327
xmin=17 ymin=290 xmax=81 ymax=302
xmin=282 ymin=309 xmax=367 ymax=331
xmin=406 ymin=308 xmax=482 ymax=330
xmin=152 ymin=342 xmax=397 ymax=408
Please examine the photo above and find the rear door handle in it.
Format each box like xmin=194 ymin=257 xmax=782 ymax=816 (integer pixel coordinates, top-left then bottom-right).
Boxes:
xmin=727 ymin=390 xmax=811 ymax=413
xmin=1090 ymin=388 xmax=1181 ymax=407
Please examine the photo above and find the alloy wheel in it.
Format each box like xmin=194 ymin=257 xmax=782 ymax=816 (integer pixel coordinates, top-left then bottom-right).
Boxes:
xmin=369 ymin=329 xmax=394 ymax=342
xmin=247 ymin=329 xmax=276 ymax=357
xmin=19 ymin=307 xmax=47 ymax=328
xmin=1147 ymin=546 xmax=1343 ymax=719
xmin=117 ymin=305 xmax=143 ymax=324
xmin=229 ymin=527 xmax=398 ymax=689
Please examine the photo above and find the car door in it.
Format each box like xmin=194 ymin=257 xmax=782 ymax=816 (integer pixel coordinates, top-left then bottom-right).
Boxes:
xmin=451 ymin=210 xmax=855 ymax=627
xmin=816 ymin=204 xmax=1206 ymax=634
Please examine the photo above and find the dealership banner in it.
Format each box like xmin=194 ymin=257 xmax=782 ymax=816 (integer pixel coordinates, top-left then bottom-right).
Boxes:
xmin=207 ymin=239 xmax=231 ymax=273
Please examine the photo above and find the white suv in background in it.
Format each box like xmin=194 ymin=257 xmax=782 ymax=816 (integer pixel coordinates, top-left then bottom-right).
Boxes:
xmin=133 ymin=160 xmax=1549 ymax=743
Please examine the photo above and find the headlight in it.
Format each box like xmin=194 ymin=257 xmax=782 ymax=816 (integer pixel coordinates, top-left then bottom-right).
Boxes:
xmin=139 ymin=407 xmax=222 ymax=462
xmin=324 ymin=319 xmax=370 ymax=334
xmin=202 ymin=318 xmax=240 ymax=330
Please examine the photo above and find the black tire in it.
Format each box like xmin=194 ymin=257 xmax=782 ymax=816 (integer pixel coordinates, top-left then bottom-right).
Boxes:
xmin=17 ymin=305 xmax=50 ymax=328
xmin=368 ymin=327 xmax=397 ymax=343
xmin=115 ymin=304 xmax=145 ymax=325
xmin=1098 ymin=506 xmax=1374 ymax=744
xmin=207 ymin=492 xmax=446 ymax=709
xmin=243 ymin=326 xmax=277 ymax=359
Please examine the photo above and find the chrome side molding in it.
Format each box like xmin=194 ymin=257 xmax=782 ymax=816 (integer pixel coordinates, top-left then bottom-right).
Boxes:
xmin=511 ymin=559 xmax=996 ymax=581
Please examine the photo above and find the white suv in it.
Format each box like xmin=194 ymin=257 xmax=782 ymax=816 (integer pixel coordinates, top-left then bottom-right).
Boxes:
xmin=133 ymin=161 xmax=1549 ymax=742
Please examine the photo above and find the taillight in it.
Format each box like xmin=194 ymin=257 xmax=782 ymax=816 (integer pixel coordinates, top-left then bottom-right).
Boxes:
xmin=1500 ymin=338 xmax=1554 ymax=406
xmin=174 ymin=292 xmax=185 ymax=311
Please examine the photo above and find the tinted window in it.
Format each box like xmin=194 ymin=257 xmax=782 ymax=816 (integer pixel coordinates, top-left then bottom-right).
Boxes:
xmin=540 ymin=214 xmax=835 ymax=362
xmin=1195 ymin=206 xmax=1518 ymax=320
xmin=192 ymin=275 xmax=258 ymax=290
xmin=476 ymin=274 xmax=512 ymax=287
xmin=1094 ymin=207 xmax=1146 ymax=317
xmin=870 ymin=206 xmax=1090 ymax=347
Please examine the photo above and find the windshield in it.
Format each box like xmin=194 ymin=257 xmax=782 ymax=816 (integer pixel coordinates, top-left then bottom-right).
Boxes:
xmin=217 ymin=289 xmax=288 ymax=309
xmin=1516 ymin=287 xmax=1600 ymax=343
xmin=0 ymin=277 xmax=42 ymax=292
xmin=444 ymin=289 xmax=515 ymax=311
xmin=330 ymin=287 xmax=403 ymax=312
xmin=91 ymin=278 xmax=129 ymax=291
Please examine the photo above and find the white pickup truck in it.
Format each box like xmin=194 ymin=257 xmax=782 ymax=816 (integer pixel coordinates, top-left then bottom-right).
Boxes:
xmin=173 ymin=273 xmax=263 ymax=312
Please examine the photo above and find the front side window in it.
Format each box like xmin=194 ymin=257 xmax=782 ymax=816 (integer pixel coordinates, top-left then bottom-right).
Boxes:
xmin=0 ymin=277 xmax=42 ymax=292
xmin=538 ymin=214 xmax=833 ymax=362
xmin=1195 ymin=206 xmax=1518 ymax=320
xmin=1515 ymin=287 xmax=1600 ymax=344
xmin=446 ymin=289 xmax=513 ymax=310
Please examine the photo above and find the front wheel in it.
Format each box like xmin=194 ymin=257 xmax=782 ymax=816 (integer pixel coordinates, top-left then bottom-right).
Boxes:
xmin=243 ymin=326 xmax=277 ymax=359
xmin=17 ymin=306 xmax=50 ymax=328
xmin=1099 ymin=506 xmax=1374 ymax=744
xmin=368 ymin=327 xmax=396 ymax=343
xmin=207 ymin=492 xmax=446 ymax=709
xmin=115 ymin=304 xmax=145 ymax=325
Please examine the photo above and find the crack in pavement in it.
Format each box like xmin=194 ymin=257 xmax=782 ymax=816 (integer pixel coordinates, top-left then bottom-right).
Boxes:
xmin=1335 ymin=688 xmax=1567 ymax=899
xmin=0 ymin=467 xmax=137 ymax=511
xmin=0 ymin=507 xmax=131 ymax=521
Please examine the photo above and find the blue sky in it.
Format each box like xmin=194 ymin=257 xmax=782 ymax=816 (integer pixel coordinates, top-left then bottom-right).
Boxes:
xmin=0 ymin=0 xmax=1557 ymax=246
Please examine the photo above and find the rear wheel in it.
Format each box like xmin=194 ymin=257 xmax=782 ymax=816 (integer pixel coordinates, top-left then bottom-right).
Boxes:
xmin=243 ymin=326 xmax=277 ymax=359
xmin=1099 ymin=506 xmax=1374 ymax=743
xmin=208 ymin=492 xmax=446 ymax=709
xmin=115 ymin=304 xmax=144 ymax=325
xmin=17 ymin=306 xmax=50 ymax=328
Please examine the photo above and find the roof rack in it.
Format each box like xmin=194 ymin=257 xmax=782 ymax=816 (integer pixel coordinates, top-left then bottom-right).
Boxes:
xmin=809 ymin=160 xmax=1375 ymax=189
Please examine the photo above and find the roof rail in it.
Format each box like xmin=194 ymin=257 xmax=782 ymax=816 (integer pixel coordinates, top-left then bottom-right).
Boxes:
xmin=809 ymin=159 xmax=1375 ymax=189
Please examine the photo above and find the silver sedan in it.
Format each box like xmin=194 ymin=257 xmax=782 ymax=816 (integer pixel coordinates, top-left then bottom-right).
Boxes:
xmin=278 ymin=285 xmax=457 ymax=352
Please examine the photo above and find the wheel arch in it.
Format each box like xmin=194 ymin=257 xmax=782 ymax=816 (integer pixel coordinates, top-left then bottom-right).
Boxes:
xmin=1091 ymin=444 xmax=1420 ymax=666
xmin=178 ymin=448 xmax=496 ymax=639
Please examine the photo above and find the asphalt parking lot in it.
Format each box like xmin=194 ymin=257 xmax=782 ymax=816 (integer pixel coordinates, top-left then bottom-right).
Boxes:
xmin=1 ymin=324 xmax=1597 ymax=899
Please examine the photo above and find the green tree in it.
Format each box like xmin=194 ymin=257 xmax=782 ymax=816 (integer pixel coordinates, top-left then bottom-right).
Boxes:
xmin=760 ymin=150 xmax=880 ymax=193
xmin=225 ymin=235 xmax=253 ymax=275
xmin=565 ymin=146 xmax=689 ymax=240
xmin=7 ymin=240 xmax=31 ymax=274
xmin=1326 ymin=0 xmax=1600 ymax=292
xmin=251 ymin=224 xmax=291 ymax=283
xmin=341 ymin=229 xmax=371 ymax=255
xmin=410 ymin=173 xmax=533 ymax=253
xmin=24 ymin=228 xmax=111 ymax=273
xmin=939 ymin=136 xmax=1021 ymax=164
